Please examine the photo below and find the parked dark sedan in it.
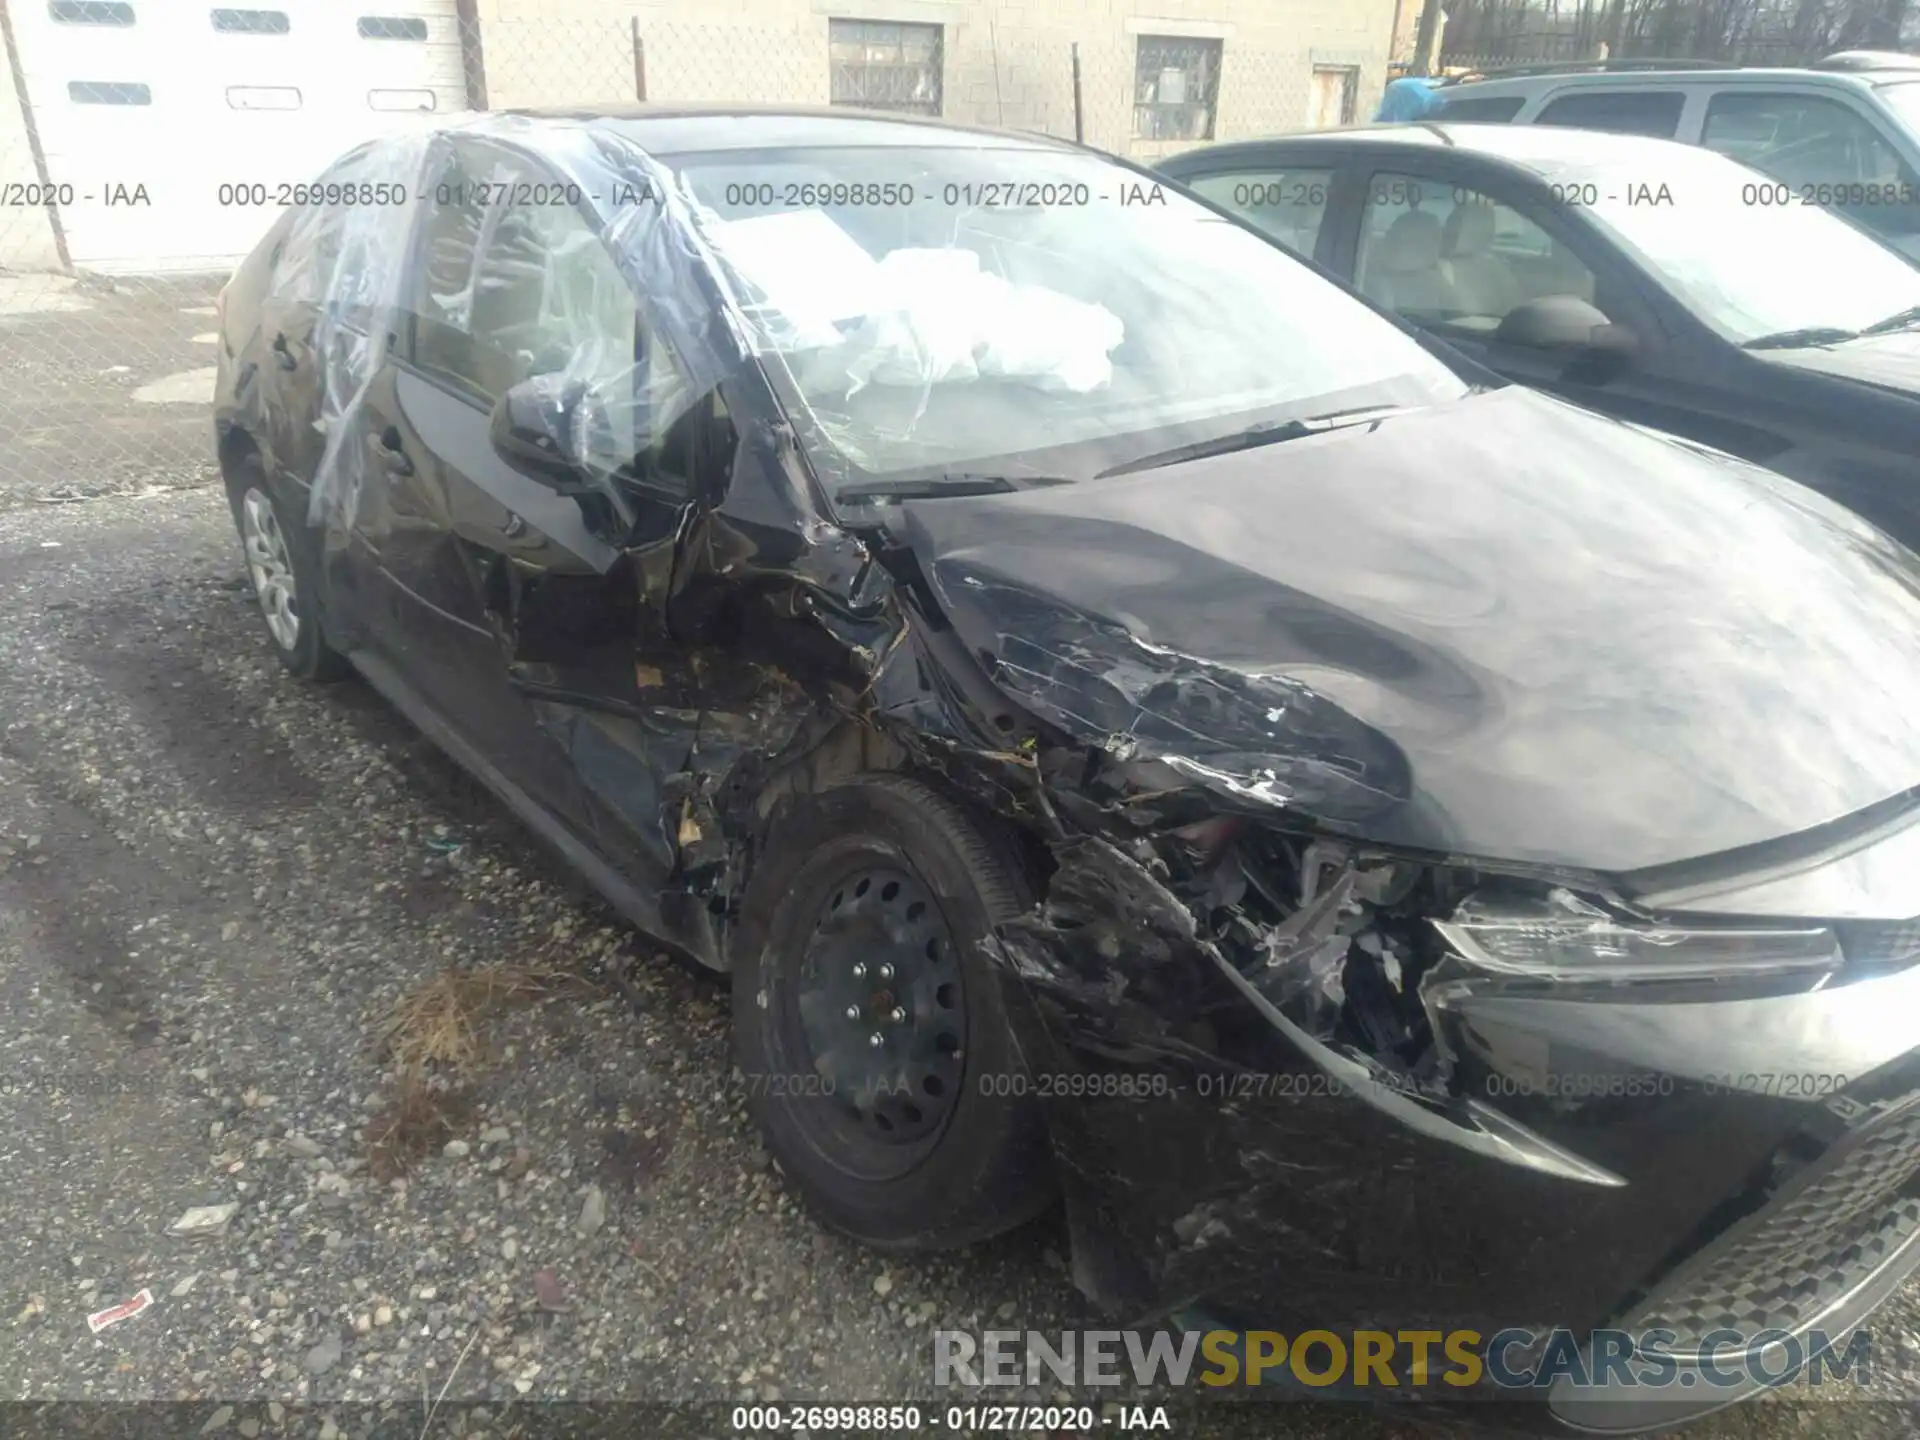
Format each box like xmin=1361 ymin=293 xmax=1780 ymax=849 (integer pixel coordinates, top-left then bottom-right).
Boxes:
xmin=217 ymin=106 xmax=1920 ymax=1432
xmin=1160 ymin=124 xmax=1920 ymax=547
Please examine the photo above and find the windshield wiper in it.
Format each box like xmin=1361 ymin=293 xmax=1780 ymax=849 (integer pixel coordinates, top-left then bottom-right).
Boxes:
xmin=1859 ymin=304 xmax=1920 ymax=337
xmin=1742 ymin=325 xmax=1861 ymax=350
xmin=834 ymin=472 xmax=1070 ymax=504
xmin=1096 ymin=405 xmax=1411 ymax=480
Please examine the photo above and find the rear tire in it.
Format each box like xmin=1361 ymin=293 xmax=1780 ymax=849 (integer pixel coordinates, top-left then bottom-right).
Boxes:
xmin=227 ymin=470 xmax=350 ymax=683
xmin=733 ymin=773 xmax=1055 ymax=1251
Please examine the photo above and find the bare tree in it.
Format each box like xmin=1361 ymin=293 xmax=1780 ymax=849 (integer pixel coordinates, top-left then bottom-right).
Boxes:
xmin=1442 ymin=0 xmax=1914 ymax=63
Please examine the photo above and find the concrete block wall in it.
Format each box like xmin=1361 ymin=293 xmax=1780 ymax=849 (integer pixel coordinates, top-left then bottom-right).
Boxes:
xmin=478 ymin=15 xmax=644 ymax=110
xmin=0 ymin=0 xmax=1394 ymax=272
xmin=473 ymin=0 xmax=1397 ymax=157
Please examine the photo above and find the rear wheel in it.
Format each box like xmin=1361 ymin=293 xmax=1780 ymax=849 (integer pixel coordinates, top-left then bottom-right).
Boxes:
xmin=733 ymin=774 xmax=1055 ymax=1250
xmin=229 ymin=474 xmax=349 ymax=682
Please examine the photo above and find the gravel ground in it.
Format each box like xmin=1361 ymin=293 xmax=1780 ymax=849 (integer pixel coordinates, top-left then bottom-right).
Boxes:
xmin=2 ymin=298 xmax=1920 ymax=1440
xmin=0 ymin=271 xmax=221 ymax=512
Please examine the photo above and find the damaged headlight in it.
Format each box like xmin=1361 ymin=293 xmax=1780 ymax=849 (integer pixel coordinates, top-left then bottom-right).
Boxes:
xmin=1435 ymin=887 xmax=1842 ymax=983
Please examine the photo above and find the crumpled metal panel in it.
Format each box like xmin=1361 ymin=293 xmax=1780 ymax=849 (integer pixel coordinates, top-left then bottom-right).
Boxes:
xmin=891 ymin=386 xmax=1920 ymax=874
xmin=916 ymin=560 xmax=1413 ymax=823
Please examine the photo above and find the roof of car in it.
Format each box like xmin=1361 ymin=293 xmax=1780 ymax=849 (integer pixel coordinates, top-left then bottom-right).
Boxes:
xmin=496 ymin=103 xmax=1077 ymax=155
xmin=1443 ymin=63 xmax=1920 ymax=94
xmin=1817 ymin=49 xmax=1920 ymax=72
xmin=1164 ymin=121 xmax=1715 ymax=179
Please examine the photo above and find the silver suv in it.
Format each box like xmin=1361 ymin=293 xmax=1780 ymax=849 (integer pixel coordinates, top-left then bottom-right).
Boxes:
xmin=1436 ymin=54 xmax=1920 ymax=258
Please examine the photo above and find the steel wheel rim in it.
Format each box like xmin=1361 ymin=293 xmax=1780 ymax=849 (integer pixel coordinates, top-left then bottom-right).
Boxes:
xmin=790 ymin=863 xmax=969 ymax=1161
xmin=240 ymin=486 xmax=300 ymax=651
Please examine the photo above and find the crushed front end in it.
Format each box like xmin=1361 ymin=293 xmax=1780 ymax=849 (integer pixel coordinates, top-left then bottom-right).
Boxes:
xmin=954 ymin=739 xmax=1920 ymax=1433
xmin=842 ymin=390 xmax=1920 ymax=1432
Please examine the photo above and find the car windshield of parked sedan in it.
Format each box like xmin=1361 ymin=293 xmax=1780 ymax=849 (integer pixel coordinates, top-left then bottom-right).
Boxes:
xmin=1568 ymin=147 xmax=1920 ymax=344
xmin=663 ymin=144 xmax=1473 ymax=490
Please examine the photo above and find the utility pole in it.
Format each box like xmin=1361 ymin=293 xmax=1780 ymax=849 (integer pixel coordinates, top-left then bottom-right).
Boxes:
xmin=1411 ymin=2 xmax=1445 ymax=76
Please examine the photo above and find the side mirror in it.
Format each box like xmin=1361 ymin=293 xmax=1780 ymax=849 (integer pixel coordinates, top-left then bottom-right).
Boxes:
xmin=489 ymin=373 xmax=597 ymax=494
xmin=1496 ymin=295 xmax=1637 ymax=359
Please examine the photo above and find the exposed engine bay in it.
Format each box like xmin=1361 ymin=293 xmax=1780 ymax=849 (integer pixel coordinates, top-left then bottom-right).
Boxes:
xmin=1175 ymin=822 xmax=1457 ymax=1079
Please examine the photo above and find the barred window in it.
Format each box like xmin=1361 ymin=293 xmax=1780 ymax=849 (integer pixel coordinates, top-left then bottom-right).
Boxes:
xmin=829 ymin=19 xmax=942 ymax=117
xmin=68 ymin=80 xmax=150 ymax=104
xmin=211 ymin=9 xmax=289 ymax=34
xmin=357 ymin=15 xmax=428 ymax=41
xmin=1134 ymin=36 xmax=1222 ymax=142
xmin=50 ymin=2 xmax=135 ymax=25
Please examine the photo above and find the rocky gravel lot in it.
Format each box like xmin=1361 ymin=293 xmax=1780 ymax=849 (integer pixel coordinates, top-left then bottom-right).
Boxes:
xmin=0 ymin=487 xmax=1111 ymax=1437
xmin=2 ymin=288 xmax=1919 ymax=1440
xmin=0 ymin=273 xmax=221 ymax=511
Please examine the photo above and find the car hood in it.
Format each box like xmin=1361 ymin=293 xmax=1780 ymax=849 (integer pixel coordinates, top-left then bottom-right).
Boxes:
xmin=1761 ymin=328 xmax=1920 ymax=398
xmin=899 ymin=387 xmax=1920 ymax=875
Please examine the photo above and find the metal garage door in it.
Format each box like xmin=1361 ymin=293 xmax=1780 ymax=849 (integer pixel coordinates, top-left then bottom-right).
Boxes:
xmin=8 ymin=1 xmax=466 ymax=274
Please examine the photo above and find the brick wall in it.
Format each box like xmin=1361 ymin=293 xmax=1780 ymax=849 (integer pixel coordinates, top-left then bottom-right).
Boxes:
xmin=472 ymin=0 xmax=1397 ymax=157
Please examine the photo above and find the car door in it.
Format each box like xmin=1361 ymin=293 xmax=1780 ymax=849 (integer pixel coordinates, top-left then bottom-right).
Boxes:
xmin=1697 ymin=87 xmax=1920 ymax=258
xmin=355 ymin=134 xmax=740 ymax=889
xmin=253 ymin=145 xmax=381 ymax=502
xmin=337 ymin=135 xmax=645 ymax=838
xmin=1338 ymin=161 xmax=1796 ymax=467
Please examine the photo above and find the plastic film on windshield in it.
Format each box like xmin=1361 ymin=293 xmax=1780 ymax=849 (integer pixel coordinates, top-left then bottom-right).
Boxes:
xmin=669 ymin=190 xmax=1129 ymax=477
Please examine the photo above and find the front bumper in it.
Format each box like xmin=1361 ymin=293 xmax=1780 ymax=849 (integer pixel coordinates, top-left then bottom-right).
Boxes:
xmin=1547 ymin=1081 xmax=1920 ymax=1432
xmin=988 ymin=838 xmax=1920 ymax=1433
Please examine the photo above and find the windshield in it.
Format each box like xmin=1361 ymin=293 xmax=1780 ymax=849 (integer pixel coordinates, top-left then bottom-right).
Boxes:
xmin=661 ymin=143 xmax=1472 ymax=494
xmin=1567 ymin=147 xmax=1920 ymax=343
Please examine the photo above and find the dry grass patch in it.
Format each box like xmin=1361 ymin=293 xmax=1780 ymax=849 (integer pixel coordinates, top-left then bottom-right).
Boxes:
xmin=365 ymin=959 xmax=580 ymax=1180
xmin=365 ymin=1068 xmax=475 ymax=1183
xmin=378 ymin=961 xmax=571 ymax=1072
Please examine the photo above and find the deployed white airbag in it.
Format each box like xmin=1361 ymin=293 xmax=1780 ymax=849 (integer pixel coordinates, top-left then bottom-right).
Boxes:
xmin=839 ymin=247 xmax=1124 ymax=395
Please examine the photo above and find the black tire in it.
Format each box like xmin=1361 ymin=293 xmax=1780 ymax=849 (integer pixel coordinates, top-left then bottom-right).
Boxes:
xmin=732 ymin=773 xmax=1056 ymax=1250
xmin=225 ymin=468 xmax=351 ymax=683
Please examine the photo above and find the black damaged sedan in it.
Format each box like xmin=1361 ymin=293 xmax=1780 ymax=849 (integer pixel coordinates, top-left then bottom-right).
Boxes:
xmin=215 ymin=106 xmax=1920 ymax=1432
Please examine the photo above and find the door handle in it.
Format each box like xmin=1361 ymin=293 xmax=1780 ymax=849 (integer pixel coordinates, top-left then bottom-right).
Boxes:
xmin=375 ymin=425 xmax=415 ymax=478
xmin=270 ymin=332 xmax=297 ymax=371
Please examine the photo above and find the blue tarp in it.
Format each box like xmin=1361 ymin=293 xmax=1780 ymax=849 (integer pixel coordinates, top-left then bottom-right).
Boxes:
xmin=1375 ymin=76 xmax=1448 ymax=122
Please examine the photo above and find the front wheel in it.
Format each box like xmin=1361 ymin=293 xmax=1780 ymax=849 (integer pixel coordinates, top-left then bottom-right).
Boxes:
xmin=732 ymin=773 xmax=1055 ymax=1250
xmin=228 ymin=475 xmax=350 ymax=682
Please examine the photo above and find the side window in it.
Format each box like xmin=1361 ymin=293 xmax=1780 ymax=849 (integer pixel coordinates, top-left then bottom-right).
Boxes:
xmin=408 ymin=150 xmax=501 ymax=390
xmin=407 ymin=145 xmax=696 ymax=488
xmin=407 ymin=152 xmax=638 ymax=404
xmin=1181 ymin=167 xmax=1333 ymax=257
xmin=1439 ymin=95 xmax=1526 ymax=123
xmin=1354 ymin=172 xmax=1597 ymax=334
xmin=1535 ymin=90 xmax=1685 ymax=138
xmin=1702 ymin=90 xmax=1920 ymax=238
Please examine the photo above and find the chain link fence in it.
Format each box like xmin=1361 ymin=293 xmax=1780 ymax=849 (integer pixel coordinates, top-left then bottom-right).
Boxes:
xmin=0 ymin=10 xmax=1387 ymax=510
